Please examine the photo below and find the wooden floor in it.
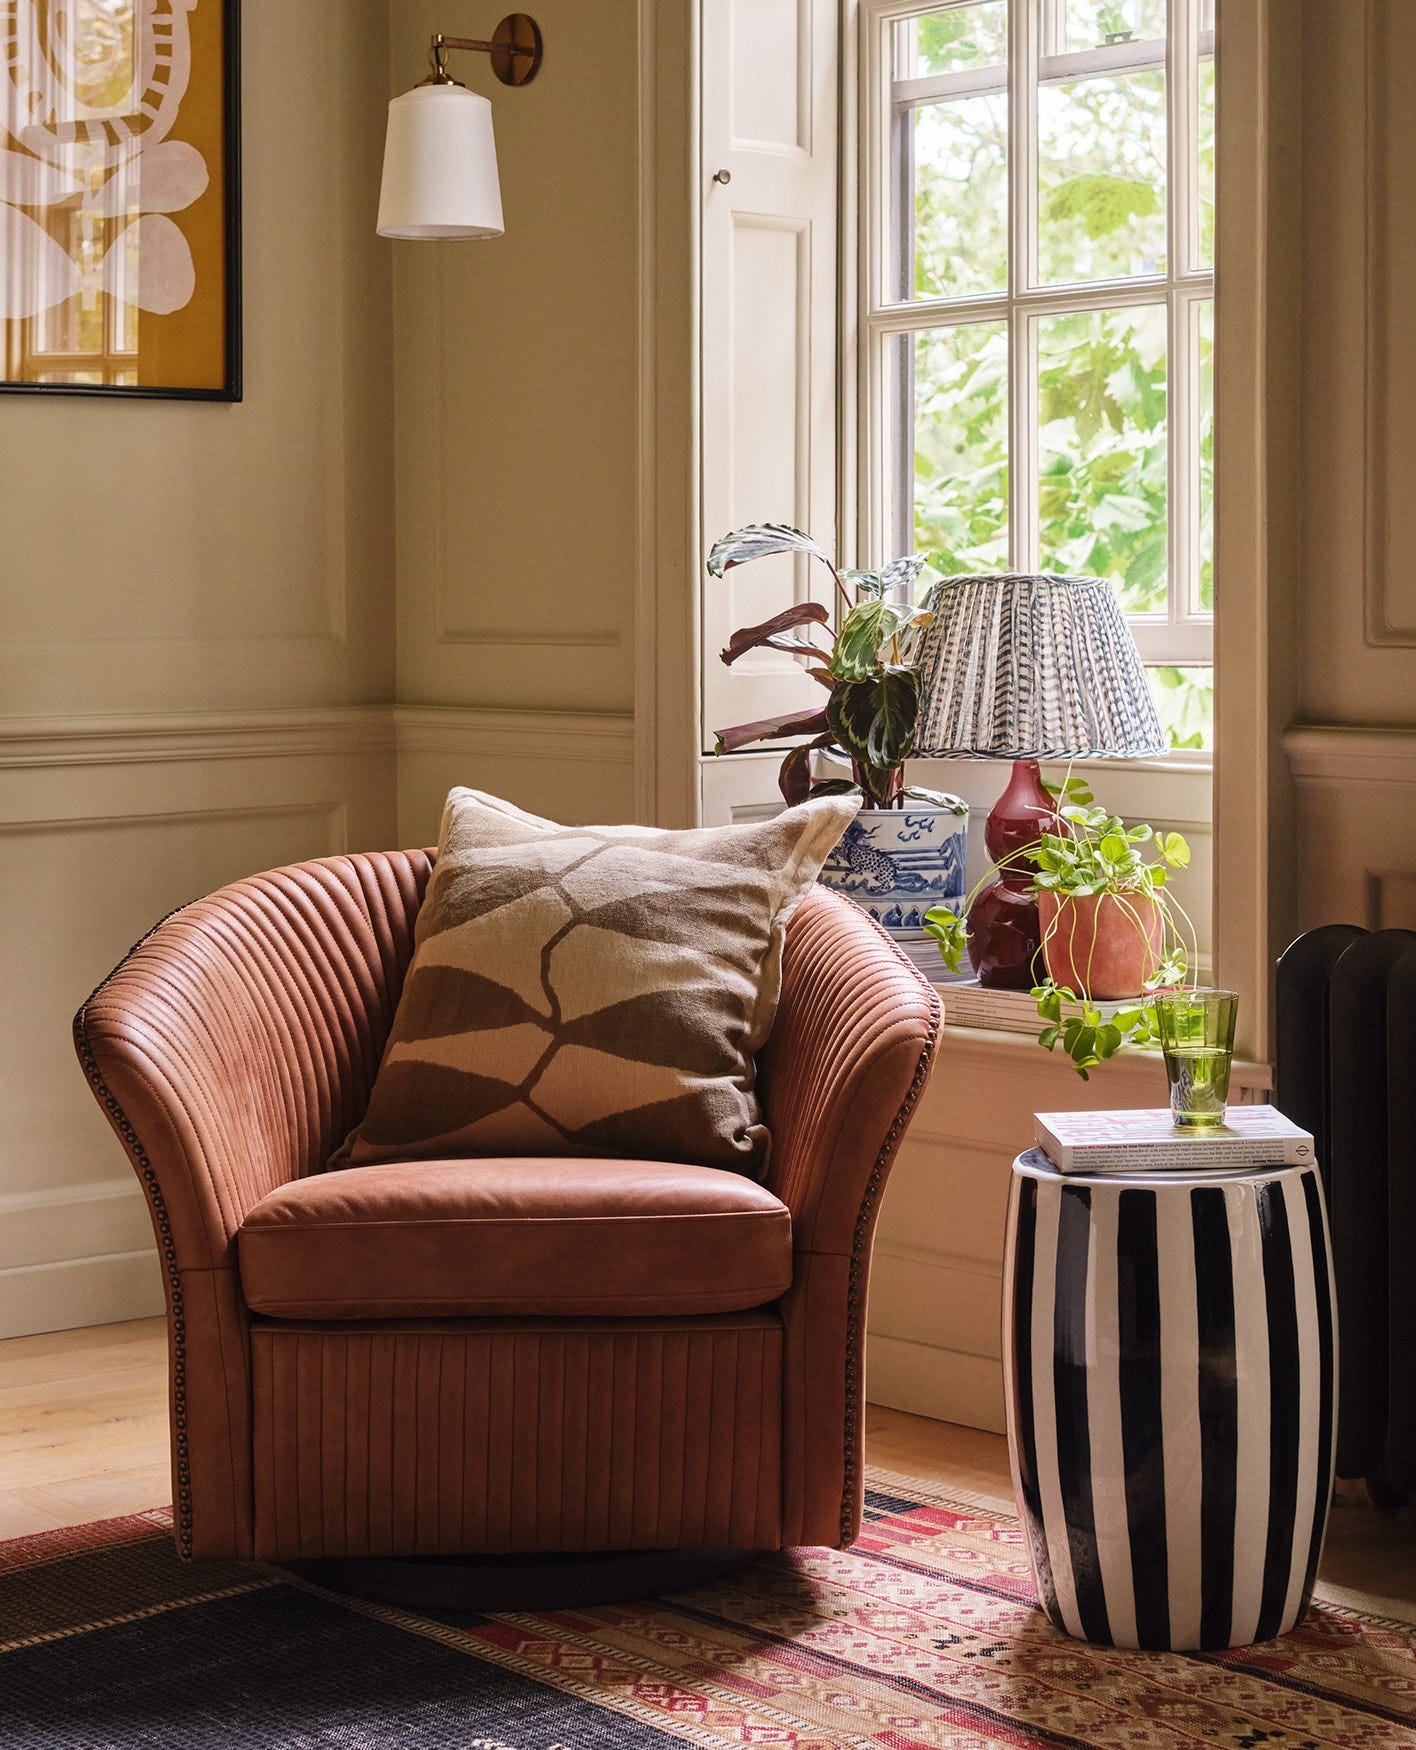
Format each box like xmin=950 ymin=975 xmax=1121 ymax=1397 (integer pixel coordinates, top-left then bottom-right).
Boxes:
xmin=3 ymin=1317 xmax=1414 ymax=1618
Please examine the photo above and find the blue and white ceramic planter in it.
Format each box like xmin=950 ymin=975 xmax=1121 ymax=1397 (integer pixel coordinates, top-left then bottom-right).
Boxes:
xmin=818 ymin=805 xmax=968 ymax=945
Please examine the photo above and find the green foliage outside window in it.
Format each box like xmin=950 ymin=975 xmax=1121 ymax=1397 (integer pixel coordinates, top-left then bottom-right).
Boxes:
xmin=905 ymin=11 xmax=1213 ymax=749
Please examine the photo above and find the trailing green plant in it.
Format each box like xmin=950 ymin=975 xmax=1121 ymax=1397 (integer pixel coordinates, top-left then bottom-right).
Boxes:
xmin=923 ymin=779 xmax=1198 ymax=1076
xmin=708 ymin=523 xmax=965 ymax=814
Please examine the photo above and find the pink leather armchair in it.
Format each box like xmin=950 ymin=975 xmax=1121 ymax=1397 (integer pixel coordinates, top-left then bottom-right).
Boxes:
xmin=75 ymin=851 xmax=939 ymax=1567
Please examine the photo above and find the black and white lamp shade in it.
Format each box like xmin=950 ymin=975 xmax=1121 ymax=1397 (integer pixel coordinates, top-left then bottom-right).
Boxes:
xmin=914 ymin=573 xmax=1167 ymax=761
xmin=1003 ymin=1151 xmax=1338 ymax=1651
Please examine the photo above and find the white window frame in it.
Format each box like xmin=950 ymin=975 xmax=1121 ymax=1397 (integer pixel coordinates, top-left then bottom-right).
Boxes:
xmin=858 ymin=0 xmax=1216 ymax=675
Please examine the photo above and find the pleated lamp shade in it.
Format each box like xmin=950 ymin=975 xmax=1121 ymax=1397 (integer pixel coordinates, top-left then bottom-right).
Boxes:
xmin=377 ymin=84 xmax=504 ymax=240
xmin=914 ymin=573 xmax=1166 ymax=761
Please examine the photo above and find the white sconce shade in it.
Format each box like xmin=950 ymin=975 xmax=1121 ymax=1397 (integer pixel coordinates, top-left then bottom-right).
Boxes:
xmin=377 ymin=84 xmax=505 ymax=240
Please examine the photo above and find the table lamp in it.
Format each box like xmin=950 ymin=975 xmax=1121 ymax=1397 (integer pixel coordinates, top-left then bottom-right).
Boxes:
xmin=914 ymin=572 xmax=1166 ymax=990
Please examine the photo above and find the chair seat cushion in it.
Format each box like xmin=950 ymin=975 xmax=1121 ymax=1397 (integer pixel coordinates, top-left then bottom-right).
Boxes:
xmin=238 ymin=1157 xmax=794 ymax=1319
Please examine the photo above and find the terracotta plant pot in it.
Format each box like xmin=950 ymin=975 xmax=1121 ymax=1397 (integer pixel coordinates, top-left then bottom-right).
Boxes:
xmin=1038 ymin=888 xmax=1163 ymax=1000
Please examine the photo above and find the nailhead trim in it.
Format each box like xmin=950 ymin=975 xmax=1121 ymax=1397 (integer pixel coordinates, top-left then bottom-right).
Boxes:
xmin=73 ymin=907 xmax=195 ymax=1561
xmin=838 ymin=914 xmax=943 ymax=1548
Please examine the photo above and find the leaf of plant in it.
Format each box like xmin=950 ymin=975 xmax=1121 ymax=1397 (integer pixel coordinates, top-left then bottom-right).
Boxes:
xmin=923 ymin=905 xmax=967 ymax=972
xmin=777 ymin=733 xmax=834 ymax=806
xmin=826 ymin=668 xmax=920 ymax=770
xmin=808 ymin=777 xmax=860 ymax=798
xmin=720 ymin=601 xmax=831 ymax=666
xmin=1161 ymin=832 xmax=1191 ymax=868
xmin=831 ymin=600 xmax=920 ymax=681
xmin=714 ymin=706 xmax=830 ymax=754
xmin=879 ymin=552 xmax=931 ymax=595
xmin=901 ymin=785 xmax=968 ymax=814
xmin=706 ymin=523 xmax=834 ymax=578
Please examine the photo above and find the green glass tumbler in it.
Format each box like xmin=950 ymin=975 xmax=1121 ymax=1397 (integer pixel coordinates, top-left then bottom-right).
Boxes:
xmin=1153 ymin=988 xmax=1239 ymax=1128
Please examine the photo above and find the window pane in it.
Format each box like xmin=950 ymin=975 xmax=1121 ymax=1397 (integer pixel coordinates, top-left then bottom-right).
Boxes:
xmin=1064 ymin=0 xmax=1166 ymax=51
xmin=1038 ymin=70 xmax=1166 ymax=284
xmin=1198 ymin=297 xmax=1213 ymax=609
xmin=895 ymin=3 xmax=1007 ymax=79
xmin=1198 ymin=54 xmax=1215 ymax=266
xmin=903 ymin=94 xmax=1008 ymax=299
xmin=1148 ymin=666 xmax=1213 ymax=751
xmin=906 ymin=321 xmax=1010 ymax=574
xmin=1038 ymin=304 xmax=1167 ymax=612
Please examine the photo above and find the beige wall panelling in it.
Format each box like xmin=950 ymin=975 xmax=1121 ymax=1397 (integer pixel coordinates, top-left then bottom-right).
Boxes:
xmin=635 ymin=0 xmax=701 ymax=829
xmin=1271 ymin=2 xmax=1416 ymax=943
xmin=394 ymin=706 xmax=635 ymax=845
xmin=1284 ymin=726 xmax=1416 ymax=934
xmin=0 ymin=1 xmax=397 ymax=1337
xmin=0 ymin=712 xmax=396 ymax=1339
xmin=1210 ymin=0 xmax=1304 ymax=1062
xmin=0 ymin=0 xmax=396 ymax=717
xmin=1300 ymin=0 xmax=1416 ymax=723
xmin=389 ymin=0 xmax=640 ymax=725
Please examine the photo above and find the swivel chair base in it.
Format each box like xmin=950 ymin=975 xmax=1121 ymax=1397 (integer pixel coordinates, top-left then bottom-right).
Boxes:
xmin=286 ymin=1546 xmax=760 ymax=1611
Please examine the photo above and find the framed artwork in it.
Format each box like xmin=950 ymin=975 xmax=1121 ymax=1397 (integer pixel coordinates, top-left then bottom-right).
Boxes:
xmin=1 ymin=0 xmax=241 ymax=400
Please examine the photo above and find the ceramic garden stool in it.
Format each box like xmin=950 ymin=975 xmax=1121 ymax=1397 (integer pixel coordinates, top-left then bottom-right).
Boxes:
xmin=1002 ymin=1148 xmax=1337 ymax=1651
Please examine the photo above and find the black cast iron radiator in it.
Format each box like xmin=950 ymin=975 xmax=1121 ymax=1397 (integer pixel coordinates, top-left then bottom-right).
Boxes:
xmin=1276 ymin=926 xmax=1416 ymax=1504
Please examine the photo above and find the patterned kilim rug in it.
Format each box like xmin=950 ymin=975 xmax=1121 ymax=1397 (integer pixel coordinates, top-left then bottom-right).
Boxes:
xmin=4 ymin=1469 xmax=1415 ymax=1749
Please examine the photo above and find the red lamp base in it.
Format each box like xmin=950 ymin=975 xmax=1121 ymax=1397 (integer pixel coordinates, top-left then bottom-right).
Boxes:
xmin=966 ymin=759 xmax=1062 ymax=991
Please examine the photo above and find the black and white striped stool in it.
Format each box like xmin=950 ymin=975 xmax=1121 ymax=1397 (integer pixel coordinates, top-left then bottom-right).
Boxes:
xmin=1003 ymin=1149 xmax=1337 ymax=1650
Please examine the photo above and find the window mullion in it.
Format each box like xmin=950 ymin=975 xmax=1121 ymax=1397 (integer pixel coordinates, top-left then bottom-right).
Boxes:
xmin=1039 ymin=0 xmax=1065 ymax=57
xmin=1172 ymin=0 xmax=1200 ymax=277
xmin=1177 ymin=282 xmax=1212 ymax=629
xmin=1009 ymin=0 xmax=1041 ymax=572
xmin=1169 ymin=284 xmax=1190 ymax=634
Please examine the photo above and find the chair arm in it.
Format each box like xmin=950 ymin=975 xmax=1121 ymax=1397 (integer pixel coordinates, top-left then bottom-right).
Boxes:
xmin=73 ymin=849 xmax=431 ymax=1556
xmin=759 ymin=886 xmax=941 ymax=1546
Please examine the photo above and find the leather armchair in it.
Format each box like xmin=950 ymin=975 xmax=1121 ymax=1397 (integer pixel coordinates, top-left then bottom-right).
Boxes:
xmin=75 ymin=852 xmax=939 ymax=1565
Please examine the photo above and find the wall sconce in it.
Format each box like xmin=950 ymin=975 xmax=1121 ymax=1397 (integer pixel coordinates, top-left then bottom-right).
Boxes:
xmin=377 ymin=13 xmax=543 ymax=241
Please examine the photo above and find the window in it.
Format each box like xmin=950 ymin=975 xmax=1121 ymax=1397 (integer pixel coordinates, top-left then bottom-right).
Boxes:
xmin=861 ymin=0 xmax=1215 ymax=750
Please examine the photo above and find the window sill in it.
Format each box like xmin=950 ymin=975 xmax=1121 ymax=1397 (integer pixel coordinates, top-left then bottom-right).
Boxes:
xmin=927 ymin=1013 xmax=1273 ymax=1102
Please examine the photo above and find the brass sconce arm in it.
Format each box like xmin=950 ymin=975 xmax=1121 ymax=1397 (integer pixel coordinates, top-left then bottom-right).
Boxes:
xmin=426 ymin=14 xmax=543 ymax=88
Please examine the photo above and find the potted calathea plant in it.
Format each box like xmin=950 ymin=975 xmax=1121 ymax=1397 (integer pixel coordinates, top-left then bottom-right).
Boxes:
xmin=925 ymin=779 xmax=1198 ymax=1076
xmin=708 ymin=523 xmax=967 ymax=950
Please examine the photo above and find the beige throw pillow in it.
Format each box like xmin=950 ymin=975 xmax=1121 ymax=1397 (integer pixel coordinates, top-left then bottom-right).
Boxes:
xmin=333 ymin=788 xmax=858 ymax=1177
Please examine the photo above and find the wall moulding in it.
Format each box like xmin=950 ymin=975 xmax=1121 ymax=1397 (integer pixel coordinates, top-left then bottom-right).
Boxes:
xmin=0 ymin=1177 xmax=163 ymax=1341
xmin=1285 ymin=721 xmax=1416 ymax=932
xmin=1363 ymin=0 xmax=1416 ymax=648
xmin=1283 ymin=722 xmax=1416 ymax=787
xmin=0 ymin=708 xmax=395 ymax=772
xmin=0 ymin=705 xmax=640 ymax=778
xmin=393 ymin=705 xmax=636 ymax=769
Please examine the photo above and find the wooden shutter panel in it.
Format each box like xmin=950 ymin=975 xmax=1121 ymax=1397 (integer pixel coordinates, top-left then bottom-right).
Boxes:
xmin=699 ymin=0 xmax=839 ymax=778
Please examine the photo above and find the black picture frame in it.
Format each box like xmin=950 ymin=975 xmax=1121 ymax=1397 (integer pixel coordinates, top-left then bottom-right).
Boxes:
xmin=0 ymin=0 xmax=242 ymax=403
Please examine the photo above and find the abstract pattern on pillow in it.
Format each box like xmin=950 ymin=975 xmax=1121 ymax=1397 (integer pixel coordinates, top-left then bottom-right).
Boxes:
xmin=333 ymin=789 xmax=858 ymax=1177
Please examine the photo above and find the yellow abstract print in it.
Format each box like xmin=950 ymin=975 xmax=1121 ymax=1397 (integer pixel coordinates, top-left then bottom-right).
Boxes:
xmin=1 ymin=0 xmax=236 ymax=395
